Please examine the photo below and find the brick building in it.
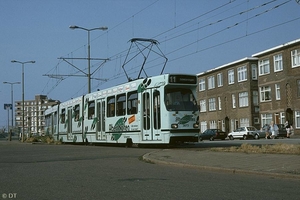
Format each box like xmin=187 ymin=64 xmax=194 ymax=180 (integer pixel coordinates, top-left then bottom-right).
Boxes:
xmin=197 ymin=38 xmax=300 ymax=136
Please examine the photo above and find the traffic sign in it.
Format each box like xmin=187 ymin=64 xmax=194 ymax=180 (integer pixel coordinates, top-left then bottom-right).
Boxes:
xmin=4 ymin=104 xmax=12 ymax=110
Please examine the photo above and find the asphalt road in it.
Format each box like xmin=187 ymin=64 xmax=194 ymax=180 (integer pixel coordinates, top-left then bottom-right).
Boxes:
xmin=0 ymin=140 xmax=299 ymax=200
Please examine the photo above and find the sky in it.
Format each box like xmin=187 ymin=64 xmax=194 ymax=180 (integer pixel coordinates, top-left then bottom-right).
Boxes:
xmin=1 ymin=0 xmax=300 ymax=128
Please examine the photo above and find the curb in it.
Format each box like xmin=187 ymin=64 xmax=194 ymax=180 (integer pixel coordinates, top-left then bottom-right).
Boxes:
xmin=142 ymin=152 xmax=300 ymax=180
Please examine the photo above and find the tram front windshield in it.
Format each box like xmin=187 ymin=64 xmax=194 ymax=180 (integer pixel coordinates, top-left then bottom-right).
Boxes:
xmin=165 ymin=87 xmax=198 ymax=111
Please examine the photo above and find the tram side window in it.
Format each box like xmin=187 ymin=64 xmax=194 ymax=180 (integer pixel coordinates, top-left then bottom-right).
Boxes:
xmin=107 ymin=96 xmax=115 ymax=117
xmin=117 ymin=94 xmax=126 ymax=116
xmin=127 ymin=91 xmax=138 ymax=114
xmin=60 ymin=109 xmax=65 ymax=123
xmin=153 ymin=90 xmax=161 ymax=129
xmin=88 ymin=101 xmax=95 ymax=119
xmin=74 ymin=104 xmax=80 ymax=121
xmin=53 ymin=111 xmax=57 ymax=125
xmin=45 ymin=115 xmax=51 ymax=127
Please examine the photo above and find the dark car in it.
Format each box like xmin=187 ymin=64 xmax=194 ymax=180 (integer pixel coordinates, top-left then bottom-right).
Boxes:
xmin=276 ymin=124 xmax=287 ymax=138
xmin=199 ymin=129 xmax=227 ymax=141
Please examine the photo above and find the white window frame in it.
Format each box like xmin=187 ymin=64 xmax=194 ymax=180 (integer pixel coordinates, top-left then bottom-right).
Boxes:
xmin=208 ymin=98 xmax=216 ymax=111
xmin=218 ymin=97 xmax=221 ymax=110
xmin=239 ymin=92 xmax=248 ymax=107
xmin=275 ymin=84 xmax=281 ymax=100
xmin=274 ymin=53 xmax=283 ymax=72
xmin=207 ymin=76 xmax=215 ymax=89
xmin=200 ymin=121 xmax=207 ymax=133
xmin=291 ymin=48 xmax=300 ymax=68
xmin=251 ymin=64 xmax=258 ymax=80
xmin=295 ymin=111 xmax=300 ymax=128
xmin=199 ymin=100 xmax=206 ymax=112
xmin=240 ymin=118 xmax=249 ymax=127
xmin=237 ymin=65 xmax=247 ymax=82
xmin=259 ymin=59 xmax=270 ymax=75
xmin=228 ymin=69 xmax=234 ymax=85
xmin=210 ymin=120 xmax=217 ymax=129
xmin=217 ymin=73 xmax=223 ymax=87
xmin=232 ymin=94 xmax=236 ymax=108
xmin=253 ymin=91 xmax=258 ymax=106
xmin=199 ymin=78 xmax=205 ymax=91
xmin=261 ymin=113 xmax=272 ymax=125
xmin=260 ymin=86 xmax=272 ymax=102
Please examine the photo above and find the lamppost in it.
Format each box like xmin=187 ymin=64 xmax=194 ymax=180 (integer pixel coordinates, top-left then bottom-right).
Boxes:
xmin=11 ymin=60 xmax=35 ymax=142
xmin=69 ymin=25 xmax=108 ymax=93
xmin=3 ymin=81 xmax=20 ymax=133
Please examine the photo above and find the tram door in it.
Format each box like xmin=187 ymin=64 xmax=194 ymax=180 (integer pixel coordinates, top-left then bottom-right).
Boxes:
xmin=67 ymin=107 xmax=73 ymax=140
xmin=142 ymin=89 xmax=161 ymax=141
xmin=96 ymin=99 xmax=106 ymax=141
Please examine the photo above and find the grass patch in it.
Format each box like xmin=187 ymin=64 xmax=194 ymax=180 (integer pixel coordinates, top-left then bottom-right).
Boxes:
xmin=211 ymin=143 xmax=300 ymax=155
xmin=25 ymin=135 xmax=61 ymax=145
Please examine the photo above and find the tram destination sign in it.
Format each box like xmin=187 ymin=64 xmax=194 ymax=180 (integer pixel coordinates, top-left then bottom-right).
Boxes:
xmin=169 ymin=75 xmax=197 ymax=84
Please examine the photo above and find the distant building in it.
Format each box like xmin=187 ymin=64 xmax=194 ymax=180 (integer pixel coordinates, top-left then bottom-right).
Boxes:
xmin=15 ymin=95 xmax=59 ymax=135
xmin=197 ymin=38 xmax=300 ymax=136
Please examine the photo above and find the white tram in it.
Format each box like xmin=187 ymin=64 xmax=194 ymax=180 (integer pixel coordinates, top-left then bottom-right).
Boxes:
xmin=44 ymin=74 xmax=200 ymax=146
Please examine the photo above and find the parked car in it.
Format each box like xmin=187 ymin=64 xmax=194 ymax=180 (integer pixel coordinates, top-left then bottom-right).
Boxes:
xmin=199 ymin=129 xmax=227 ymax=141
xmin=228 ymin=126 xmax=266 ymax=140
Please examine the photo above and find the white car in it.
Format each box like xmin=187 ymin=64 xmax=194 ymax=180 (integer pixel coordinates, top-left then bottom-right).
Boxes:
xmin=228 ymin=126 xmax=266 ymax=140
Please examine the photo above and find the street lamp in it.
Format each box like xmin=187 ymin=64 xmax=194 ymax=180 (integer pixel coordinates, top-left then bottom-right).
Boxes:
xmin=11 ymin=60 xmax=35 ymax=142
xmin=69 ymin=25 xmax=108 ymax=93
xmin=3 ymin=81 xmax=21 ymax=134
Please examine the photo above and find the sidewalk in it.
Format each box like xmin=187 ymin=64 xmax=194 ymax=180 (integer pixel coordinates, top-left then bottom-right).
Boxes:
xmin=143 ymin=149 xmax=300 ymax=179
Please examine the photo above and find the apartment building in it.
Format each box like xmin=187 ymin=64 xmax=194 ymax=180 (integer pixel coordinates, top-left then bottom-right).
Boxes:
xmin=197 ymin=57 xmax=259 ymax=133
xmin=15 ymin=95 xmax=59 ymax=135
xmin=197 ymin=38 xmax=300 ymax=136
xmin=252 ymin=39 xmax=300 ymax=133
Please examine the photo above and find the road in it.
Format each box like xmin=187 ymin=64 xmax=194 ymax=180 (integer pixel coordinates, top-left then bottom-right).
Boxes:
xmin=0 ymin=139 xmax=299 ymax=200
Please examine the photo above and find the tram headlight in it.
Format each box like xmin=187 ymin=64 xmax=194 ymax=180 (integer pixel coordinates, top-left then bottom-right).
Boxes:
xmin=171 ymin=124 xmax=178 ymax=129
xmin=193 ymin=123 xmax=199 ymax=128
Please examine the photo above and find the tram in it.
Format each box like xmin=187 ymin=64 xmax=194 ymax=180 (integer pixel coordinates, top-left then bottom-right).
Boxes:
xmin=44 ymin=74 xmax=200 ymax=146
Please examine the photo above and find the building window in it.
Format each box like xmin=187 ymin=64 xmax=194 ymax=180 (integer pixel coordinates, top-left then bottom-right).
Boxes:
xmin=254 ymin=117 xmax=259 ymax=124
xmin=199 ymin=78 xmax=205 ymax=91
xmin=199 ymin=100 xmax=206 ymax=112
xmin=295 ymin=111 xmax=300 ymax=128
xmin=207 ymin=76 xmax=215 ymax=89
xmin=261 ymin=113 xmax=272 ymax=126
xmin=210 ymin=120 xmax=217 ymax=129
xmin=260 ymin=86 xmax=271 ymax=102
xmin=253 ymin=91 xmax=258 ymax=106
xmin=297 ymin=80 xmax=300 ymax=97
xmin=217 ymin=73 xmax=223 ymax=87
xmin=237 ymin=65 xmax=247 ymax=82
xmin=232 ymin=94 xmax=236 ymax=108
xmin=208 ymin=98 xmax=216 ymax=111
xmin=218 ymin=97 xmax=221 ymax=110
xmin=274 ymin=54 xmax=283 ymax=72
xmin=251 ymin=64 xmax=258 ymax=80
xmin=259 ymin=59 xmax=270 ymax=75
xmin=291 ymin=48 xmax=300 ymax=68
xmin=280 ymin=112 xmax=285 ymax=124
xmin=275 ymin=84 xmax=281 ymax=100
xmin=200 ymin=121 xmax=207 ymax=133
xmin=240 ymin=118 xmax=249 ymax=127
xmin=228 ymin=69 xmax=234 ymax=85
xmin=239 ymin=92 xmax=248 ymax=107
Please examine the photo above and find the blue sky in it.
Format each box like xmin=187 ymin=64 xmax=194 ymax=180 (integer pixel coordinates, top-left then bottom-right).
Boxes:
xmin=1 ymin=0 xmax=300 ymax=128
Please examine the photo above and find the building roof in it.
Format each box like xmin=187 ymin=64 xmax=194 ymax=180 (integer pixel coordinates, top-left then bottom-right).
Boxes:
xmin=252 ymin=38 xmax=300 ymax=57
xmin=197 ymin=57 xmax=258 ymax=76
